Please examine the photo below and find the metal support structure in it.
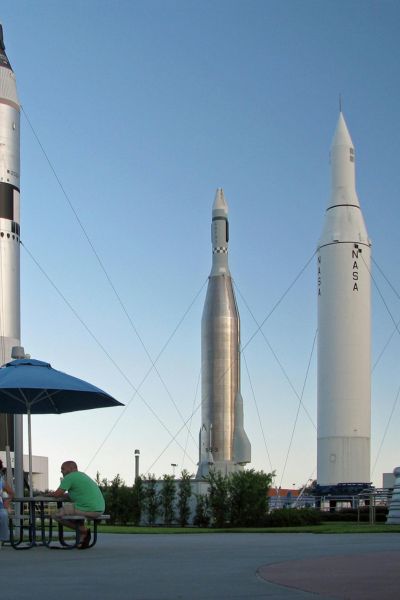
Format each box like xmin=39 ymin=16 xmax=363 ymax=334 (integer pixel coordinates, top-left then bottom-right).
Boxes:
xmin=386 ymin=467 xmax=400 ymax=524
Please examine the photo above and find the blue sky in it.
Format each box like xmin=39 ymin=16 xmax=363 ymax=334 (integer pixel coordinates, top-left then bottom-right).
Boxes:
xmin=1 ymin=0 xmax=400 ymax=489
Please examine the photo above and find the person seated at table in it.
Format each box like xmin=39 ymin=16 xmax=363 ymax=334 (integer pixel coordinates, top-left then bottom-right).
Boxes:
xmin=0 ymin=458 xmax=14 ymax=544
xmin=49 ymin=460 xmax=105 ymax=549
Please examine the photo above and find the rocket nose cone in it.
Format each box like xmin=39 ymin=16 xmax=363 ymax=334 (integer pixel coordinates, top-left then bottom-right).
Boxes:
xmin=213 ymin=188 xmax=228 ymax=213
xmin=331 ymin=112 xmax=354 ymax=148
xmin=0 ymin=24 xmax=12 ymax=70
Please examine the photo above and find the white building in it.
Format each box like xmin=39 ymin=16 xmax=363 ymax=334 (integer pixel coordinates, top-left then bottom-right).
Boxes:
xmin=0 ymin=450 xmax=48 ymax=492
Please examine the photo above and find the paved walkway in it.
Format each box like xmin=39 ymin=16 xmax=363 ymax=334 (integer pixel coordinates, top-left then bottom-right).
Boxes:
xmin=1 ymin=532 xmax=400 ymax=599
xmin=259 ymin=550 xmax=400 ymax=599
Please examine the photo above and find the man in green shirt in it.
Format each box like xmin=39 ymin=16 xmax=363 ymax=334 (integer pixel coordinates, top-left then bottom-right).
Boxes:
xmin=50 ymin=460 xmax=105 ymax=549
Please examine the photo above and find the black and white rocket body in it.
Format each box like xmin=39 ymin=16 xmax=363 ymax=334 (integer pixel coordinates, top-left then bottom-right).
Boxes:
xmin=317 ymin=113 xmax=371 ymax=486
xmin=197 ymin=189 xmax=251 ymax=478
xmin=0 ymin=26 xmax=22 ymax=463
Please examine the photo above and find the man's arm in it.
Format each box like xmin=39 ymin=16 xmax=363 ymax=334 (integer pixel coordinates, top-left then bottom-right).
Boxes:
xmin=48 ymin=487 xmax=69 ymax=499
xmin=3 ymin=481 xmax=14 ymax=509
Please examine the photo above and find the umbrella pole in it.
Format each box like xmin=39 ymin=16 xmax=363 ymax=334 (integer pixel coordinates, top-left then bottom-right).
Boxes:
xmin=14 ymin=414 xmax=24 ymax=498
xmin=5 ymin=444 xmax=13 ymax=485
xmin=28 ymin=409 xmax=33 ymax=496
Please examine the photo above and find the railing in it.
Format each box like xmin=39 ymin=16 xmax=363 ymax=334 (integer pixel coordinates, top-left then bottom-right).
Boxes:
xmin=268 ymin=488 xmax=394 ymax=524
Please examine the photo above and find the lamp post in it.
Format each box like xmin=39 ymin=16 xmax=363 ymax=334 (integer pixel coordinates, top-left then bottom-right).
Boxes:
xmin=134 ymin=449 xmax=140 ymax=482
xmin=171 ymin=463 xmax=178 ymax=477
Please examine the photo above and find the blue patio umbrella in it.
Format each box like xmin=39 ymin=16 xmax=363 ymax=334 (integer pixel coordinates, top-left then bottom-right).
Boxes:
xmin=0 ymin=358 xmax=124 ymax=493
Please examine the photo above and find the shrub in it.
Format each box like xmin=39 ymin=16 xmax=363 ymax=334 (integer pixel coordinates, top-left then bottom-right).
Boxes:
xmin=206 ymin=469 xmax=275 ymax=528
xmin=321 ymin=506 xmax=388 ymax=523
xmin=177 ymin=470 xmax=192 ymax=527
xmin=207 ymin=470 xmax=230 ymax=527
xmin=193 ymin=493 xmax=210 ymax=527
xmin=265 ymin=508 xmax=322 ymax=527
xmin=229 ymin=470 xmax=273 ymax=527
xmin=132 ymin=476 xmax=144 ymax=525
xmin=143 ymin=474 xmax=160 ymax=526
xmin=102 ymin=474 xmax=134 ymax=525
xmin=160 ymin=474 xmax=176 ymax=526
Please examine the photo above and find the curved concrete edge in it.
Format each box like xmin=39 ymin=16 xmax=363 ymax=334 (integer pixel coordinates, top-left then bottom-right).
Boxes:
xmin=258 ymin=551 xmax=400 ymax=599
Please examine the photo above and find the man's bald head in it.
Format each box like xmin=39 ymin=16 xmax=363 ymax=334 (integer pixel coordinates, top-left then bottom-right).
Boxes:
xmin=61 ymin=461 xmax=78 ymax=476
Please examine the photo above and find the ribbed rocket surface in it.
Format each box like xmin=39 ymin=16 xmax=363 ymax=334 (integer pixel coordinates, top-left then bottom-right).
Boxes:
xmin=0 ymin=26 xmax=20 ymax=362
xmin=0 ymin=24 xmax=23 ymax=486
xmin=197 ymin=189 xmax=251 ymax=478
xmin=317 ymin=112 xmax=371 ymax=486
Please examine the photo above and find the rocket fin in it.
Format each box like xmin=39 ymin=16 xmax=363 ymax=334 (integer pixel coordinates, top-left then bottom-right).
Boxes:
xmin=233 ymin=391 xmax=251 ymax=464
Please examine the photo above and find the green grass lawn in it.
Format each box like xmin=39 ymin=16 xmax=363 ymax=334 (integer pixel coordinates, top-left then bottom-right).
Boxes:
xmin=97 ymin=522 xmax=400 ymax=535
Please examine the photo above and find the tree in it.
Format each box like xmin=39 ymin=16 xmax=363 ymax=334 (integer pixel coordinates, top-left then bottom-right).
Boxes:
xmin=160 ymin=474 xmax=176 ymax=525
xmin=132 ymin=475 xmax=145 ymax=525
xmin=229 ymin=469 xmax=273 ymax=527
xmin=177 ymin=470 xmax=192 ymax=527
xmin=207 ymin=470 xmax=230 ymax=527
xmin=102 ymin=474 xmax=134 ymax=525
xmin=193 ymin=493 xmax=210 ymax=527
xmin=143 ymin=474 xmax=160 ymax=526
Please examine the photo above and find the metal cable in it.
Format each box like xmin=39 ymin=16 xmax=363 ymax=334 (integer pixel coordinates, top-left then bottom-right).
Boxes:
xmin=241 ymin=348 xmax=274 ymax=473
xmin=370 ymin=257 xmax=400 ymax=371
xmin=241 ymin=251 xmax=316 ymax=353
xmin=361 ymin=255 xmax=400 ymax=474
xmin=277 ymin=328 xmax=317 ymax=490
xmin=146 ymin=254 xmax=317 ymax=476
xmin=235 ymin=279 xmax=316 ymax=430
xmin=21 ymin=106 xmax=198 ymax=445
xmin=181 ymin=369 xmax=201 ymax=472
xmin=146 ymin=403 xmax=202 ymax=475
xmin=372 ymin=383 xmax=400 ymax=476
xmin=21 ymin=241 xmax=203 ymax=470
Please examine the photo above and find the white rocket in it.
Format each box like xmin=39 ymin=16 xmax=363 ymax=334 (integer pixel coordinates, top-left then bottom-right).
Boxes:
xmin=317 ymin=112 xmax=371 ymax=486
xmin=0 ymin=25 xmax=23 ymax=492
xmin=197 ymin=189 xmax=251 ymax=478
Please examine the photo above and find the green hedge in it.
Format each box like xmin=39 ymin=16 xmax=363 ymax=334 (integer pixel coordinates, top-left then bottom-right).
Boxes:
xmin=320 ymin=506 xmax=388 ymax=523
xmin=265 ymin=508 xmax=322 ymax=527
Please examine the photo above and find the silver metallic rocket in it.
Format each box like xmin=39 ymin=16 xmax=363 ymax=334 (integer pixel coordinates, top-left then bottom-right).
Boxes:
xmin=0 ymin=25 xmax=23 ymax=488
xmin=317 ymin=112 xmax=371 ymax=486
xmin=197 ymin=189 xmax=251 ymax=478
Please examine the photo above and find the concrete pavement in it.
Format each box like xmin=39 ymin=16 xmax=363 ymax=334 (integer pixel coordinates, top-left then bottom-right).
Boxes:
xmin=1 ymin=532 xmax=399 ymax=599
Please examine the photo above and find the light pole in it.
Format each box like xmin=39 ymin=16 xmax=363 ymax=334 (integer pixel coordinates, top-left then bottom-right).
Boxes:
xmin=171 ymin=463 xmax=178 ymax=477
xmin=134 ymin=449 xmax=140 ymax=482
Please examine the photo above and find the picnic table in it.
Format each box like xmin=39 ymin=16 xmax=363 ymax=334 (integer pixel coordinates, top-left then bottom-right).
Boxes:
xmin=9 ymin=496 xmax=109 ymax=550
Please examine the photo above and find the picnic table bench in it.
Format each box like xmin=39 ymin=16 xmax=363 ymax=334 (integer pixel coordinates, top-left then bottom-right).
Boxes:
xmin=8 ymin=496 xmax=110 ymax=550
xmin=54 ymin=513 xmax=111 ymax=549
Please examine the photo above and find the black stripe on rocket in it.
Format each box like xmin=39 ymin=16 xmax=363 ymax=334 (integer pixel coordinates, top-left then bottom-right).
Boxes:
xmin=0 ymin=182 xmax=20 ymax=236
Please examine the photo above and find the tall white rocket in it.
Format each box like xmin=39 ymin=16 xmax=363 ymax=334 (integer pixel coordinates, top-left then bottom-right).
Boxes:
xmin=317 ymin=112 xmax=371 ymax=486
xmin=0 ymin=24 xmax=23 ymax=491
xmin=197 ymin=189 xmax=251 ymax=478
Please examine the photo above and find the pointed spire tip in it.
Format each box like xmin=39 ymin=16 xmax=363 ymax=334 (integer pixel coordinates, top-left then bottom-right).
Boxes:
xmin=213 ymin=187 xmax=228 ymax=212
